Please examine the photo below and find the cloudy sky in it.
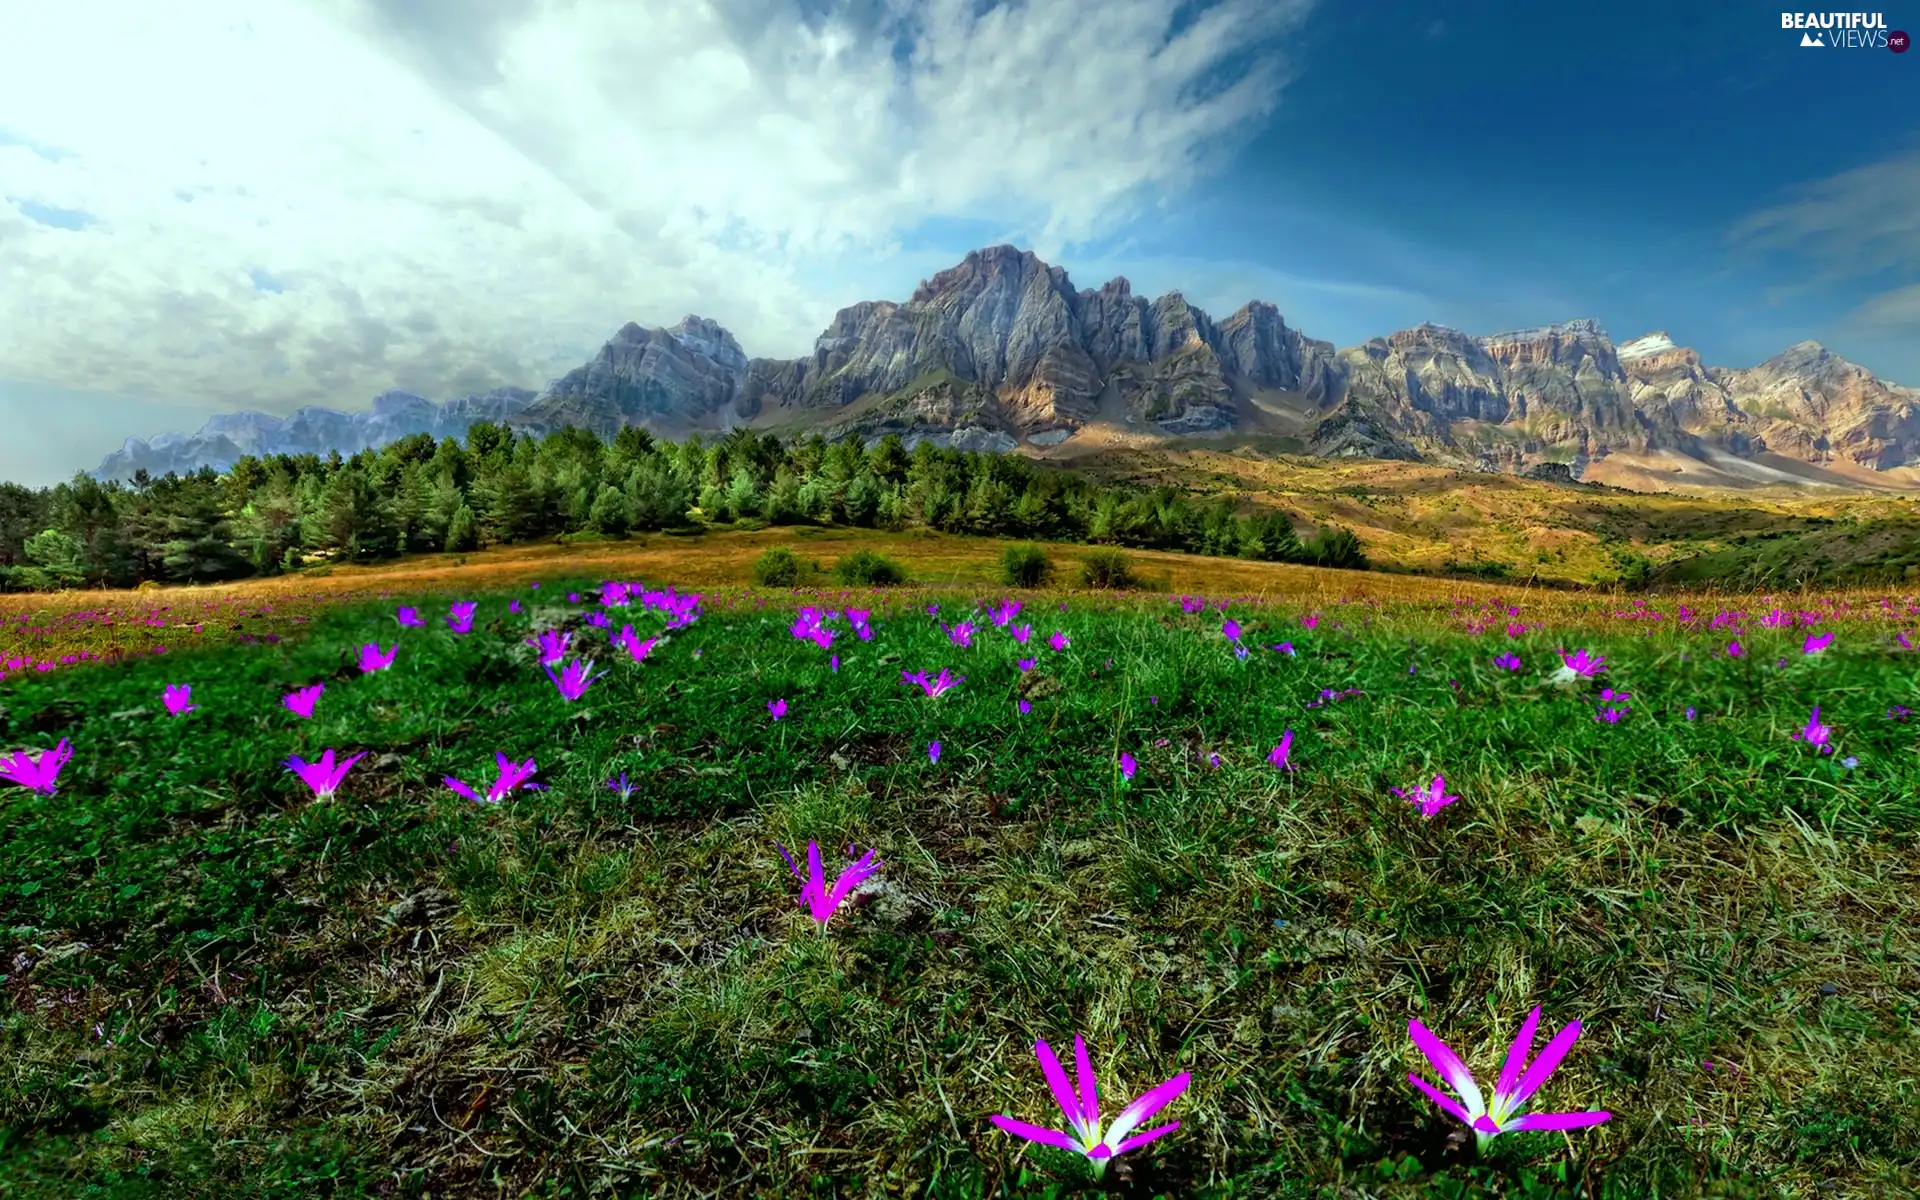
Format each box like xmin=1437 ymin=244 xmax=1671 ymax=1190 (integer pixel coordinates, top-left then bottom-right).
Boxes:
xmin=2 ymin=0 xmax=1916 ymax=486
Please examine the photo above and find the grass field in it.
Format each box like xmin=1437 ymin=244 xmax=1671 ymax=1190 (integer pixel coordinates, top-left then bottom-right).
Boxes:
xmin=2 ymin=536 xmax=1918 ymax=1198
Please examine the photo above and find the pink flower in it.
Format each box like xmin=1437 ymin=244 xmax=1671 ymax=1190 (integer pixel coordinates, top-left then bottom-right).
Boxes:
xmin=1266 ymin=730 xmax=1295 ymax=771
xmin=988 ymin=1034 xmax=1191 ymax=1180
xmin=768 ymin=698 xmax=788 ymax=721
xmin=0 ymin=738 xmax=73 ymax=795
xmin=1119 ymin=751 xmax=1137 ymax=781
xmin=1802 ymin=631 xmax=1834 ymax=655
xmin=358 ymin=642 xmax=398 ymax=673
xmin=1791 ymin=705 xmax=1833 ymax=754
xmin=928 ymin=740 xmax=942 ymax=764
xmin=396 ymin=606 xmax=425 ymax=628
xmin=1048 ymin=631 xmax=1070 ymax=652
xmin=285 ymin=749 xmax=365 ymax=801
xmin=162 ymin=683 xmax=197 ymax=716
xmin=1392 ymin=774 xmax=1458 ymax=818
xmin=444 ymin=752 xmax=539 ymax=804
xmin=774 ymin=840 xmax=881 ymax=930
xmin=1554 ymin=649 xmax=1606 ymax=680
xmin=544 ymin=657 xmax=607 ymax=702
xmin=1492 ymin=653 xmax=1521 ymax=672
xmin=526 ymin=629 xmax=572 ymax=665
xmin=1407 ymin=1007 xmax=1611 ymax=1148
xmin=282 ymin=684 xmax=324 ymax=719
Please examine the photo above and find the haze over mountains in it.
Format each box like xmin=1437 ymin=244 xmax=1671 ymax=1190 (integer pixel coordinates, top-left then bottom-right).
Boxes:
xmin=94 ymin=246 xmax=1920 ymax=492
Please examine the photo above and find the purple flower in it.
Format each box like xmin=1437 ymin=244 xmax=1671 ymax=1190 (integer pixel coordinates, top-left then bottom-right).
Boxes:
xmin=774 ymin=840 xmax=881 ymax=930
xmin=544 ymin=657 xmax=607 ymax=702
xmin=1802 ymin=631 xmax=1834 ymax=655
xmin=830 ymin=654 xmax=839 ymax=673
xmin=1686 ymin=706 xmax=1697 ymax=720
xmin=1301 ymin=614 xmax=1319 ymax=630
xmin=768 ymin=698 xmax=788 ymax=721
xmin=283 ymin=684 xmax=324 ymax=718
xmin=162 ymin=683 xmax=197 ymax=716
xmin=988 ymin=1034 xmax=1191 ymax=1181
xmin=903 ymin=667 xmax=965 ymax=698
xmin=1553 ymin=649 xmax=1606 ymax=681
xmin=1048 ymin=631 xmax=1070 ymax=652
xmin=447 ymin=601 xmax=477 ymax=634
xmin=396 ymin=605 xmax=425 ymax=628
xmin=1234 ymin=642 xmax=1250 ymax=662
xmin=1407 ymin=1007 xmax=1612 ymax=1148
xmin=946 ymin=620 xmax=977 ymax=648
xmin=1888 ymin=704 xmax=1911 ymax=722
xmin=0 ymin=738 xmax=73 ymax=795
xmin=526 ymin=628 xmax=572 ymax=665
xmin=358 ymin=643 xmax=397 ymax=673
xmin=285 ymin=748 xmax=365 ymax=801
xmin=444 ymin=752 xmax=539 ymax=804
xmin=509 ymin=600 xmax=521 ymax=615
xmin=1594 ymin=707 xmax=1628 ymax=725
xmin=1267 ymin=730 xmax=1295 ymax=771
xmin=1222 ymin=619 xmax=1242 ymax=641
xmin=928 ymin=740 xmax=942 ymax=764
xmin=1726 ymin=639 xmax=1744 ymax=658
xmin=1272 ymin=641 xmax=1296 ymax=656
xmin=1017 ymin=657 xmax=1037 ymax=673
xmin=1010 ymin=623 xmax=1032 ymax=644
xmin=1791 ymin=705 xmax=1833 ymax=754
xmin=1392 ymin=774 xmax=1458 ymax=818
xmin=1119 ymin=751 xmax=1137 ymax=781
xmin=1493 ymin=653 xmax=1522 ymax=672
xmin=606 ymin=771 xmax=637 ymax=801
xmin=1018 ymin=698 xmax=1032 ymax=715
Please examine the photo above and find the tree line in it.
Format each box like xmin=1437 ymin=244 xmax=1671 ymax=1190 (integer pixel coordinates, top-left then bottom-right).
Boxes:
xmin=0 ymin=424 xmax=1366 ymax=591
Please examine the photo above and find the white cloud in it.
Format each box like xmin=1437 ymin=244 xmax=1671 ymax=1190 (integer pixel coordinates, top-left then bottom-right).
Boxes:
xmin=0 ymin=0 xmax=1314 ymax=428
xmin=1727 ymin=147 xmax=1920 ymax=279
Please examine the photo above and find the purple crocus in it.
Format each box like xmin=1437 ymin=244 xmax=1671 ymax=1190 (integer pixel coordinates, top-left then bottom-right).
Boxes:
xmin=1267 ymin=730 xmax=1295 ymax=771
xmin=988 ymin=1035 xmax=1191 ymax=1181
xmin=1791 ymin=705 xmax=1834 ymax=754
xmin=946 ymin=620 xmax=976 ymax=648
xmin=1222 ymin=619 xmax=1242 ymax=642
xmin=903 ymin=668 xmax=964 ymax=698
xmin=396 ymin=605 xmax=425 ymax=628
xmin=358 ymin=642 xmax=398 ymax=673
xmin=1010 ymin=623 xmax=1032 ymax=644
xmin=1552 ymin=649 xmax=1606 ymax=681
xmin=606 ymin=771 xmax=637 ymax=801
xmin=1726 ymin=639 xmax=1744 ymax=658
xmin=162 ymin=683 xmax=197 ymax=716
xmin=1048 ymin=631 xmax=1070 ymax=652
xmin=1407 ymin=1007 xmax=1612 ymax=1148
xmin=526 ymin=628 xmax=572 ymax=665
xmin=444 ymin=752 xmax=539 ymax=804
xmin=283 ymin=684 xmax=324 ymax=718
xmin=1802 ymin=631 xmax=1834 ymax=655
xmin=447 ymin=601 xmax=477 ymax=634
xmin=1018 ymin=698 xmax=1032 ymax=715
xmin=928 ymin=740 xmax=942 ymax=764
xmin=285 ymin=749 xmax=366 ymax=801
xmin=1392 ymin=774 xmax=1459 ymax=818
xmin=0 ymin=738 xmax=73 ymax=795
xmin=1119 ymin=751 xmax=1137 ymax=781
xmin=769 ymin=698 xmax=788 ymax=721
xmin=1492 ymin=653 xmax=1522 ymax=672
xmin=1017 ymin=657 xmax=1037 ymax=673
xmin=774 ymin=840 xmax=882 ymax=930
xmin=545 ymin=657 xmax=607 ymax=702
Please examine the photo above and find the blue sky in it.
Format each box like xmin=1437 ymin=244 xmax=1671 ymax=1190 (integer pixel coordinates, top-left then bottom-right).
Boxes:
xmin=0 ymin=0 xmax=1916 ymax=487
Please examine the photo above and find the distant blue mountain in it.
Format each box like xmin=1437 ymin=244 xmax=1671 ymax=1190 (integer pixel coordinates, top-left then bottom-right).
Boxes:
xmin=91 ymin=386 xmax=538 ymax=481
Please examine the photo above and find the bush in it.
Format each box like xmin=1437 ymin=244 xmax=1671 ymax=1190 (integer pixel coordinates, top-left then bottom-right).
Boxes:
xmin=1001 ymin=543 xmax=1054 ymax=588
xmin=1078 ymin=547 xmax=1136 ymax=590
xmin=1302 ymin=525 xmax=1367 ymax=570
xmin=751 ymin=546 xmax=800 ymax=587
xmin=834 ymin=549 xmax=908 ymax=586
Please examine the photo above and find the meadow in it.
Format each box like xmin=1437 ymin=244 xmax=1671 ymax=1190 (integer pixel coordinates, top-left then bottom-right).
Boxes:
xmin=1 ymin=536 xmax=1917 ymax=1199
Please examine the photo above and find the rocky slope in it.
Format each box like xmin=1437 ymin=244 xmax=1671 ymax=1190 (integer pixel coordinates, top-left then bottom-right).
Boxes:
xmin=94 ymin=387 xmax=537 ymax=481
xmin=94 ymin=245 xmax=1920 ymax=485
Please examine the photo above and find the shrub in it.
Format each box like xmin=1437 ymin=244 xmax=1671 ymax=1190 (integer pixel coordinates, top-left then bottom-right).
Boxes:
xmin=751 ymin=546 xmax=801 ymax=587
xmin=1078 ymin=547 xmax=1136 ymax=590
xmin=835 ymin=550 xmax=907 ymax=586
xmin=1303 ymin=525 xmax=1367 ymax=570
xmin=1001 ymin=543 xmax=1054 ymax=588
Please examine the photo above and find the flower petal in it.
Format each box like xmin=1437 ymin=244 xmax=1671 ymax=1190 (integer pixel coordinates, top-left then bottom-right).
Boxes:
xmin=1111 ymin=1120 xmax=1180 ymax=1157
xmin=1506 ymin=1020 xmax=1583 ymax=1111
xmin=987 ymin=1114 xmax=1079 ymax=1152
xmin=1034 ymin=1039 xmax=1085 ymax=1129
xmin=1408 ymin=1019 xmax=1486 ymax=1118
xmin=1408 ymin=1072 xmax=1477 ymax=1127
xmin=1495 ymin=1006 xmax=1543 ymax=1103
xmin=1504 ymin=1108 xmax=1611 ymax=1133
xmin=1102 ymin=1071 xmax=1190 ymax=1148
xmin=1073 ymin=1034 xmax=1100 ymax=1136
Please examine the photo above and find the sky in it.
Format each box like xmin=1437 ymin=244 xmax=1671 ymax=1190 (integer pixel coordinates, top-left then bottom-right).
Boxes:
xmin=1 ymin=0 xmax=1916 ymax=486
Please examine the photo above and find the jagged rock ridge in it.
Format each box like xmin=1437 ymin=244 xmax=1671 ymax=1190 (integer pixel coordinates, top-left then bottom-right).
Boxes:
xmin=97 ymin=245 xmax=1920 ymax=481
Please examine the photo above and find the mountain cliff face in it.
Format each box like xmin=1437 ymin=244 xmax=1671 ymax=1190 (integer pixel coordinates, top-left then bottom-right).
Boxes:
xmin=94 ymin=387 xmax=537 ymax=481
xmin=94 ymin=245 xmax=1920 ymax=484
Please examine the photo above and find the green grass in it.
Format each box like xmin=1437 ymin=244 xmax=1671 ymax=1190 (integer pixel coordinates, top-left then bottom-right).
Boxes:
xmin=2 ymin=583 xmax=1918 ymax=1198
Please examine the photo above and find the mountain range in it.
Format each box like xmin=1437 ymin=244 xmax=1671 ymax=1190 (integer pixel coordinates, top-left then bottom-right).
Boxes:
xmin=92 ymin=245 xmax=1920 ymax=491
